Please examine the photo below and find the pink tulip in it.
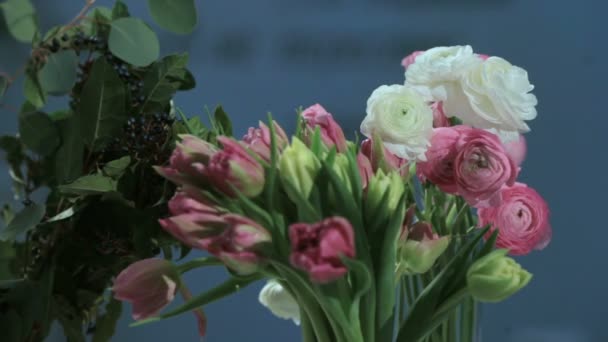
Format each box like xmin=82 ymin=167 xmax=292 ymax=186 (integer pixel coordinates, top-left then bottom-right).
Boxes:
xmin=302 ymin=104 xmax=348 ymax=152
xmin=360 ymin=138 xmax=408 ymax=177
xmin=431 ymin=102 xmax=450 ymax=128
xmin=289 ymin=217 xmax=355 ymax=283
xmin=205 ymin=137 xmax=265 ymax=197
xmin=357 ymin=152 xmax=373 ymax=189
xmin=159 ymin=192 xmax=225 ymax=250
xmin=503 ymin=134 xmax=527 ymax=167
xmin=401 ymin=50 xmax=424 ymax=69
xmin=207 ymin=214 xmax=271 ymax=275
xmin=454 ymin=128 xmax=517 ymax=207
xmin=478 ymin=183 xmax=552 ymax=256
xmin=113 ymin=258 xmax=179 ymax=320
xmin=155 ymin=135 xmax=217 ymax=187
xmin=242 ymin=121 xmax=289 ymax=162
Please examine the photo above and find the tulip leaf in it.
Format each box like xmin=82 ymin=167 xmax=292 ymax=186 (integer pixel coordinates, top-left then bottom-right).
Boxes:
xmin=147 ymin=0 xmax=198 ymax=34
xmin=0 ymin=203 xmax=45 ymax=241
xmin=109 ymin=18 xmax=160 ymax=67
xmin=0 ymin=0 xmax=38 ymax=43
xmin=18 ymin=111 xmax=60 ymax=156
xmin=213 ymin=106 xmax=232 ymax=136
xmin=38 ymin=50 xmax=78 ymax=96
xmin=131 ymin=275 xmax=260 ymax=326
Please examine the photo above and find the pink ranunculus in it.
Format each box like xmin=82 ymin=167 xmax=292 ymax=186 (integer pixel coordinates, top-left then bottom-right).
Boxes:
xmin=401 ymin=50 xmax=424 ymax=69
xmin=160 ymin=192 xmax=226 ymax=250
xmin=207 ymin=214 xmax=271 ymax=275
xmin=478 ymin=183 xmax=551 ymax=255
xmin=360 ymin=138 xmax=408 ymax=177
xmin=242 ymin=120 xmax=289 ymax=162
xmin=417 ymin=126 xmax=472 ymax=193
xmin=289 ymin=217 xmax=355 ymax=283
xmin=430 ymin=102 xmax=450 ymax=128
xmin=154 ymin=135 xmax=217 ymax=187
xmin=503 ymin=134 xmax=527 ymax=167
xmin=205 ymin=136 xmax=265 ymax=197
xmin=454 ymin=128 xmax=517 ymax=206
xmin=302 ymin=104 xmax=348 ymax=152
xmin=113 ymin=258 xmax=179 ymax=320
xmin=356 ymin=152 xmax=373 ymax=189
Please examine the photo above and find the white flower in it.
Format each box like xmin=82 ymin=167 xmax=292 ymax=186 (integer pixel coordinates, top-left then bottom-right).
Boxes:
xmin=405 ymin=45 xmax=479 ymax=86
xmin=361 ymin=84 xmax=434 ymax=161
xmin=258 ymin=280 xmax=300 ymax=325
xmin=442 ymin=56 xmax=537 ymax=134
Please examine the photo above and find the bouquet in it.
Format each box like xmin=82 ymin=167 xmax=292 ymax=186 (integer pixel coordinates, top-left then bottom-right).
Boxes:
xmin=0 ymin=1 xmax=551 ymax=341
xmin=115 ymin=47 xmax=551 ymax=341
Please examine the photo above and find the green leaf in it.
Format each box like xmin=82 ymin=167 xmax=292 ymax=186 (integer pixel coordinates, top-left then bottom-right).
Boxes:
xmin=0 ymin=0 xmax=38 ymax=43
xmin=23 ymin=72 xmax=46 ymax=109
xmin=0 ymin=309 xmax=23 ymax=342
xmin=147 ymin=0 xmax=198 ymax=34
xmin=59 ymin=174 xmax=117 ymax=195
xmin=45 ymin=206 xmax=75 ymax=223
xmin=48 ymin=109 xmax=72 ymax=121
xmin=92 ymin=299 xmax=122 ymax=342
xmin=79 ymin=58 xmax=127 ymax=148
xmin=0 ymin=204 xmax=45 ymax=241
xmin=103 ymin=156 xmax=131 ymax=178
xmin=213 ymin=106 xmax=232 ymax=136
xmin=178 ymin=69 xmax=196 ymax=90
xmin=132 ymin=275 xmax=260 ymax=326
xmin=37 ymin=50 xmax=78 ymax=96
xmin=18 ymin=111 xmax=60 ymax=156
xmin=111 ymin=0 xmax=130 ymax=20
xmin=109 ymin=18 xmax=160 ymax=67
xmin=0 ymin=74 xmax=8 ymax=101
xmin=141 ymin=53 xmax=191 ymax=113
xmin=55 ymin=116 xmax=84 ymax=184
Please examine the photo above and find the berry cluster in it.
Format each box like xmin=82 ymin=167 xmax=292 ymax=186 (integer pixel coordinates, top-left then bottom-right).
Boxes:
xmin=71 ymin=31 xmax=107 ymax=52
xmin=104 ymin=52 xmax=146 ymax=107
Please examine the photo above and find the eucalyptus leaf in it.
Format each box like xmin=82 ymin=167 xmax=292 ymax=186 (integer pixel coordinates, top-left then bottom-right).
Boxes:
xmin=103 ymin=156 xmax=131 ymax=178
xmin=0 ymin=204 xmax=45 ymax=241
xmin=79 ymin=58 xmax=127 ymax=148
xmin=147 ymin=0 xmax=198 ymax=34
xmin=38 ymin=50 xmax=78 ymax=96
xmin=59 ymin=174 xmax=117 ymax=195
xmin=18 ymin=111 xmax=60 ymax=156
xmin=112 ymin=0 xmax=130 ymax=20
xmin=23 ymin=72 xmax=46 ymax=109
xmin=141 ymin=53 xmax=191 ymax=112
xmin=109 ymin=18 xmax=160 ymax=67
xmin=0 ymin=0 xmax=38 ymax=43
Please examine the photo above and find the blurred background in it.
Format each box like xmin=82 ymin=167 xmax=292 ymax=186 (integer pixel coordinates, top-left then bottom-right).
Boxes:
xmin=0 ymin=0 xmax=605 ymax=341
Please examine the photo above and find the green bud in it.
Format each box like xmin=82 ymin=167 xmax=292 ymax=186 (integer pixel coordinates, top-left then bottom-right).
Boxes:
xmin=397 ymin=222 xmax=450 ymax=275
xmin=365 ymin=169 xmax=405 ymax=215
xmin=279 ymin=138 xmax=321 ymax=201
xmin=332 ymin=153 xmax=353 ymax=193
xmin=467 ymin=249 xmax=533 ymax=303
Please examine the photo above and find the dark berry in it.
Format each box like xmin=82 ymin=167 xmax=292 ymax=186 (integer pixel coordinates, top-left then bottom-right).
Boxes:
xmin=61 ymin=34 xmax=69 ymax=42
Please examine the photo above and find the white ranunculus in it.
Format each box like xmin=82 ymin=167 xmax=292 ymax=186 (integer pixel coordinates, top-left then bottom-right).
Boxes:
xmin=405 ymin=45 xmax=479 ymax=86
xmin=361 ymin=84 xmax=434 ymax=161
xmin=442 ymin=56 xmax=538 ymax=134
xmin=258 ymin=280 xmax=301 ymax=325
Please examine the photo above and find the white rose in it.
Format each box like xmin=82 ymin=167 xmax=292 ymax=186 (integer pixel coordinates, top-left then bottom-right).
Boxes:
xmin=361 ymin=84 xmax=434 ymax=161
xmin=405 ymin=45 xmax=479 ymax=86
xmin=442 ymin=56 xmax=538 ymax=134
xmin=258 ymin=280 xmax=300 ymax=325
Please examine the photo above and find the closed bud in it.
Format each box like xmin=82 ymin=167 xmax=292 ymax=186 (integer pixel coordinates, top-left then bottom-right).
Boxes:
xmin=397 ymin=222 xmax=450 ymax=275
xmin=365 ymin=169 xmax=405 ymax=215
xmin=279 ymin=138 xmax=322 ymax=201
xmin=467 ymin=249 xmax=532 ymax=303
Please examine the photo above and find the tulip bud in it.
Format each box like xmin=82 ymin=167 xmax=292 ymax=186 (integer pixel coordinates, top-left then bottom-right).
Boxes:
xmin=279 ymin=138 xmax=322 ymax=201
xmin=242 ymin=121 xmax=289 ymax=162
xmin=397 ymin=222 xmax=450 ymax=275
xmin=365 ymin=169 xmax=405 ymax=215
xmin=113 ymin=258 xmax=180 ymax=320
xmin=332 ymin=153 xmax=353 ymax=193
xmin=154 ymin=135 xmax=217 ymax=187
xmin=360 ymin=136 xmax=408 ymax=177
xmin=356 ymin=153 xmax=373 ymax=189
xmin=467 ymin=249 xmax=532 ymax=303
xmin=301 ymin=104 xmax=348 ymax=152
xmin=258 ymin=280 xmax=301 ymax=325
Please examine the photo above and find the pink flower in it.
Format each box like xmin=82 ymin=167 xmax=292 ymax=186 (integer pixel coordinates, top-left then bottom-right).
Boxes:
xmin=357 ymin=152 xmax=373 ymax=189
xmin=431 ymin=102 xmax=450 ymax=128
xmin=207 ymin=214 xmax=271 ymax=275
xmin=360 ymin=138 xmax=408 ymax=177
xmin=417 ymin=126 xmax=471 ymax=193
xmin=302 ymin=104 xmax=348 ymax=152
xmin=503 ymin=134 xmax=527 ymax=167
xmin=205 ymin=137 xmax=265 ymax=197
xmin=478 ymin=183 xmax=551 ymax=255
xmin=477 ymin=54 xmax=490 ymax=60
xmin=242 ymin=121 xmax=289 ymax=162
xmin=454 ymin=128 xmax=517 ymax=206
xmin=289 ymin=217 xmax=355 ymax=283
xmin=155 ymin=135 xmax=216 ymax=187
xmin=113 ymin=258 xmax=179 ymax=320
xmin=401 ymin=51 xmax=424 ymax=69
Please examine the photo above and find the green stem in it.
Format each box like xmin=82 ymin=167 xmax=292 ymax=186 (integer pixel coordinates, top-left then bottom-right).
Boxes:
xmin=300 ymin=310 xmax=317 ymax=342
xmin=460 ymin=297 xmax=477 ymax=342
xmin=176 ymin=257 xmax=223 ymax=273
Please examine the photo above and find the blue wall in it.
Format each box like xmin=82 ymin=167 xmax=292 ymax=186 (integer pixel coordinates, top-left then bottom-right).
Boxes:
xmin=1 ymin=0 xmax=605 ymax=341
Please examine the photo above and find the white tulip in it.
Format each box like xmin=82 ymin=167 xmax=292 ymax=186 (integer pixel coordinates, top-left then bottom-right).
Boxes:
xmin=258 ymin=280 xmax=301 ymax=325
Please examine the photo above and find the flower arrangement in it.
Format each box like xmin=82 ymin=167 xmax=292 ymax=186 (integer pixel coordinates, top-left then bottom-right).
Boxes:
xmin=0 ymin=1 xmax=551 ymax=341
